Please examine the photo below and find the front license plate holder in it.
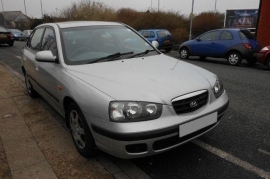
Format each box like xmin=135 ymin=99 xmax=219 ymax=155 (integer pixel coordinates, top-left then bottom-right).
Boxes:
xmin=179 ymin=112 xmax=217 ymax=138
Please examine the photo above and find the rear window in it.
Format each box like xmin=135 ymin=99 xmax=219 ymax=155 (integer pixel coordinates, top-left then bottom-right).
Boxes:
xmin=157 ymin=30 xmax=171 ymax=38
xmin=0 ymin=26 xmax=8 ymax=32
xmin=239 ymin=30 xmax=255 ymax=40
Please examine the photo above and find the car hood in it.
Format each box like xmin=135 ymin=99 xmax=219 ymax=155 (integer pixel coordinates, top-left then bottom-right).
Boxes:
xmin=65 ymin=54 xmax=215 ymax=105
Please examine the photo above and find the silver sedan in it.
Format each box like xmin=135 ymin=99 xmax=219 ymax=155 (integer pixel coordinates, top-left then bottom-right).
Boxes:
xmin=21 ymin=21 xmax=229 ymax=159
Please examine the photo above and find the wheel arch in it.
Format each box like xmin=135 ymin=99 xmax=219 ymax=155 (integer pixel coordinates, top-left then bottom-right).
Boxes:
xmin=226 ymin=50 xmax=242 ymax=58
xmin=63 ymin=96 xmax=78 ymax=128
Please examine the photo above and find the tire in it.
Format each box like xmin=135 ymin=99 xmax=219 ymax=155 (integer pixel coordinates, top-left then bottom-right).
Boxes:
xmin=165 ymin=48 xmax=172 ymax=53
xmin=266 ymin=56 xmax=270 ymax=70
xmin=179 ymin=48 xmax=190 ymax=59
xmin=19 ymin=38 xmax=21 ymax=41
xmin=246 ymin=58 xmax=257 ymax=66
xmin=68 ymin=102 xmax=96 ymax=158
xmin=200 ymin=56 xmax=207 ymax=60
xmin=227 ymin=52 xmax=242 ymax=66
xmin=24 ymin=73 xmax=38 ymax=98
xmin=8 ymin=42 xmax=13 ymax=47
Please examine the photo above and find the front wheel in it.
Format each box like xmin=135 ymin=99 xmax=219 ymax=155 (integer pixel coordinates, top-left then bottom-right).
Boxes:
xmin=179 ymin=48 xmax=190 ymax=59
xmin=68 ymin=102 xmax=96 ymax=158
xmin=24 ymin=73 xmax=38 ymax=98
xmin=227 ymin=52 xmax=242 ymax=66
xmin=165 ymin=48 xmax=172 ymax=53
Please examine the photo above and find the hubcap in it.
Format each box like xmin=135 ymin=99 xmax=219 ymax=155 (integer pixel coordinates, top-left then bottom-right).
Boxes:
xmin=181 ymin=50 xmax=187 ymax=58
xmin=229 ymin=54 xmax=239 ymax=64
xmin=70 ymin=110 xmax=86 ymax=149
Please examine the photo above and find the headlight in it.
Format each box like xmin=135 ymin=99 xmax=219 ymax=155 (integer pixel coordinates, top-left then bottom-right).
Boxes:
xmin=212 ymin=78 xmax=224 ymax=98
xmin=109 ymin=101 xmax=162 ymax=122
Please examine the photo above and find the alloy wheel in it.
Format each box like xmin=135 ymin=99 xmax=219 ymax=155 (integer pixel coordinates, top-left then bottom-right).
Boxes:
xmin=228 ymin=54 xmax=239 ymax=65
xmin=70 ymin=110 xmax=86 ymax=149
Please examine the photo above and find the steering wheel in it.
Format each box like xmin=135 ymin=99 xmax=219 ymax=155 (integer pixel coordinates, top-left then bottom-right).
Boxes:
xmin=71 ymin=47 xmax=91 ymax=58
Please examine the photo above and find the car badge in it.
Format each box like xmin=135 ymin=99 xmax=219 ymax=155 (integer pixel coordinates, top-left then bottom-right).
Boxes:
xmin=190 ymin=101 xmax=198 ymax=108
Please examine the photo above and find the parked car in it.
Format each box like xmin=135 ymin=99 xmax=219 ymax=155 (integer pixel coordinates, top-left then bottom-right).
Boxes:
xmin=20 ymin=30 xmax=32 ymax=41
xmin=257 ymin=45 xmax=270 ymax=70
xmin=179 ymin=28 xmax=261 ymax=66
xmin=139 ymin=29 xmax=174 ymax=52
xmin=21 ymin=21 xmax=229 ymax=159
xmin=9 ymin=29 xmax=22 ymax=40
xmin=0 ymin=26 xmax=14 ymax=46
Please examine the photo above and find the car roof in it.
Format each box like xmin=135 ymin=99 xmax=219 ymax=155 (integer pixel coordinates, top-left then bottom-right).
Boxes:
xmin=139 ymin=29 xmax=168 ymax=31
xmin=39 ymin=21 xmax=124 ymax=29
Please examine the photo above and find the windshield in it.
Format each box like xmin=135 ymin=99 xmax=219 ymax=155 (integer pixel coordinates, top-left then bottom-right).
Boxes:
xmin=60 ymin=25 xmax=158 ymax=65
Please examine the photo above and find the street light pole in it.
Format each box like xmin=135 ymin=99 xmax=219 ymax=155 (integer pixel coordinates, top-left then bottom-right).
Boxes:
xmin=24 ymin=0 xmax=27 ymax=16
xmin=1 ymin=0 xmax=4 ymax=11
xmin=158 ymin=0 xmax=160 ymax=12
xmin=214 ymin=0 xmax=217 ymax=16
xmin=151 ymin=0 xmax=152 ymax=12
xmin=189 ymin=0 xmax=194 ymax=40
xmin=40 ymin=0 xmax=44 ymax=18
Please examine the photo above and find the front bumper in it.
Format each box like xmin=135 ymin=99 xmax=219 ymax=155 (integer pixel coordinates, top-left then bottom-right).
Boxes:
xmin=87 ymin=91 xmax=229 ymax=159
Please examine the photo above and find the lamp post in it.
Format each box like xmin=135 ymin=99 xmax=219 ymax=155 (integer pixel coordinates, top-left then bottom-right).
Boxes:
xmin=151 ymin=0 xmax=152 ymax=12
xmin=214 ymin=0 xmax=217 ymax=16
xmin=40 ymin=0 xmax=43 ymax=18
xmin=158 ymin=0 xmax=160 ymax=12
xmin=189 ymin=0 xmax=194 ymax=40
xmin=24 ymin=0 xmax=27 ymax=15
xmin=1 ymin=0 xmax=4 ymax=11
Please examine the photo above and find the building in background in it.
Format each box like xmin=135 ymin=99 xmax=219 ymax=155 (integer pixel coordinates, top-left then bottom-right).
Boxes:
xmin=257 ymin=0 xmax=270 ymax=47
xmin=0 ymin=11 xmax=31 ymax=30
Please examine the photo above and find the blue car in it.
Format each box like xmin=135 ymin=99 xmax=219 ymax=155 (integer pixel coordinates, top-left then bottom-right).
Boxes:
xmin=9 ymin=29 xmax=22 ymax=41
xmin=179 ymin=29 xmax=261 ymax=66
xmin=139 ymin=29 xmax=174 ymax=52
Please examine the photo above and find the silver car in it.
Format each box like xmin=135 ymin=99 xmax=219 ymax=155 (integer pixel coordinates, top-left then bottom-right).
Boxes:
xmin=21 ymin=21 xmax=229 ymax=159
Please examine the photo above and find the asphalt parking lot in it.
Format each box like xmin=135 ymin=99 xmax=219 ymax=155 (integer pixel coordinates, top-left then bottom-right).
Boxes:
xmin=0 ymin=41 xmax=270 ymax=179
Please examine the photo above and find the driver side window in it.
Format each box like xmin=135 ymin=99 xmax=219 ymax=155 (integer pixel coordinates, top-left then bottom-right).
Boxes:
xmin=200 ymin=31 xmax=220 ymax=41
xmin=28 ymin=28 xmax=44 ymax=51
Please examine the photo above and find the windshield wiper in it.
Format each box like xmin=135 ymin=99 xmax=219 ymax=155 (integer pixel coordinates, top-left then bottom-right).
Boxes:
xmin=128 ymin=49 xmax=155 ymax=59
xmin=89 ymin=51 xmax=134 ymax=64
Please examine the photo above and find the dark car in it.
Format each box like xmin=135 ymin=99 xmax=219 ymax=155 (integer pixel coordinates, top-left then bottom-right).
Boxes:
xmin=257 ymin=46 xmax=270 ymax=70
xmin=179 ymin=29 xmax=261 ymax=66
xmin=0 ymin=26 xmax=14 ymax=46
xmin=9 ymin=29 xmax=22 ymax=40
xmin=139 ymin=29 xmax=174 ymax=52
xmin=20 ymin=30 xmax=32 ymax=41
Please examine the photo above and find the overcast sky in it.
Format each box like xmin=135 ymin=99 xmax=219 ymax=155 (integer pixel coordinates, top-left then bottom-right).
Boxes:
xmin=0 ymin=0 xmax=260 ymax=18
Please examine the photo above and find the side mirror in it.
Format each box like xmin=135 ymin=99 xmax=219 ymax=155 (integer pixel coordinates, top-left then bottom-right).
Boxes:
xmin=152 ymin=41 xmax=159 ymax=49
xmin=35 ymin=51 xmax=56 ymax=63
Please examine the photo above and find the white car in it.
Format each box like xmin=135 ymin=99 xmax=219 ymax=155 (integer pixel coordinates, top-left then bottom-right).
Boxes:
xmin=21 ymin=21 xmax=229 ymax=159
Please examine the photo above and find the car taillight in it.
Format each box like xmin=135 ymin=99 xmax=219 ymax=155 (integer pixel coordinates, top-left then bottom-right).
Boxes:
xmin=7 ymin=33 xmax=14 ymax=39
xmin=244 ymin=43 xmax=252 ymax=49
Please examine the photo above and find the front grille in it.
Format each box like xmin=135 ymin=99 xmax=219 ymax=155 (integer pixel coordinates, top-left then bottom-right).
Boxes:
xmin=172 ymin=91 xmax=208 ymax=114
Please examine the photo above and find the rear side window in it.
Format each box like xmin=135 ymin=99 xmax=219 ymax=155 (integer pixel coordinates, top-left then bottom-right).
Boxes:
xmin=157 ymin=30 xmax=171 ymax=38
xmin=200 ymin=31 xmax=220 ymax=41
xmin=142 ymin=31 xmax=150 ymax=38
xmin=220 ymin=31 xmax=233 ymax=40
xmin=239 ymin=30 xmax=255 ymax=40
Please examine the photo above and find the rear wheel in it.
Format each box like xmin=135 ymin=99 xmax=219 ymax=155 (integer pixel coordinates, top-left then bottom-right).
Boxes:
xmin=68 ymin=102 xmax=96 ymax=158
xmin=8 ymin=42 xmax=13 ymax=47
xmin=227 ymin=52 xmax=242 ymax=66
xmin=179 ymin=48 xmax=190 ymax=59
xmin=24 ymin=72 xmax=38 ymax=98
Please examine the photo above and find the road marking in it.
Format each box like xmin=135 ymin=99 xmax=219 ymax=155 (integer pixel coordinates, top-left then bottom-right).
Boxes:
xmin=193 ymin=140 xmax=270 ymax=178
xmin=259 ymin=149 xmax=270 ymax=156
xmin=0 ymin=49 xmax=21 ymax=59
